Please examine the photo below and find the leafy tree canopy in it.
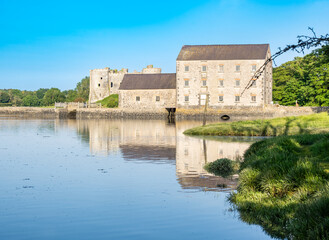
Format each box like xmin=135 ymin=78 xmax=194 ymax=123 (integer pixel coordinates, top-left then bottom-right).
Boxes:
xmin=42 ymin=88 xmax=65 ymax=106
xmin=273 ymin=45 xmax=329 ymax=106
xmin=22 ymin=94 xmax=40 ymax=106
xmin=75 ymin=76 xmax=90 ymax=101
xmin=0 ymin=91 xmax=10 ymax=103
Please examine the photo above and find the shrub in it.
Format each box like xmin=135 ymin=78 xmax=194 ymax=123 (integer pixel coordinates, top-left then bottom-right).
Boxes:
xmin=204 ymin=158 xmax=235 ymax=177
xmin=97 ymin=94 xmax=118 ymax=108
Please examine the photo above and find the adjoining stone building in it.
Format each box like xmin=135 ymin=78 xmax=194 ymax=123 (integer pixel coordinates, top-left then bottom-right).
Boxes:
xmin=89 ymin=65 xmax=161 ymax=103
xmin=118 ymin=73 xmax=176 ymax=111
xmin=176 ymin=44 xmax=272 ymax=109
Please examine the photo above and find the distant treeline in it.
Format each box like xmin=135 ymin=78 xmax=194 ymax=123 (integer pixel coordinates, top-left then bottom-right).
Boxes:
xmin=0 ymin=77 xmax=89 ymax=107
xmin=273 ymin=45 xmax=329 ymax=106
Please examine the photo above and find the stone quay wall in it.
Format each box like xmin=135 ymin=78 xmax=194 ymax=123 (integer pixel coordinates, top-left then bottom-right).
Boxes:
xmin=0 ymin=106 xmax=328 ymax=121
xmin=175 ymin=105 xmax=329 ymax=121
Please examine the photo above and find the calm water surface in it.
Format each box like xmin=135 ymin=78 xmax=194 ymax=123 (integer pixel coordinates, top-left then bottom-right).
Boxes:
xmin=0 ymin=118 xmax=272 ymax=240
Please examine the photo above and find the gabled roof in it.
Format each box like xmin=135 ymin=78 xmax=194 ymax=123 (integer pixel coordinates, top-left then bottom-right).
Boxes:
xmin=176 ymin=44 xmax=269 ymax=61
xmin=119 ymin=73 xmax=176 ymax=90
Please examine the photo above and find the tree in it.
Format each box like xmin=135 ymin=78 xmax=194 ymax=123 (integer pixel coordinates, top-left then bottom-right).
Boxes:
xmin=241 ymin=28 xmax=329 ymax=100
xmin=0 ymin=91 xmax=10 ymax=103
xmin=42 ymin=88 xmax=65 ymax=106
xmin=64 ymin=90 xmax=78 ymax=102
xmin=22 ymin=95 xmax=40 ymax=106
xmin=76 ymin=76 xmax=90 ymax=101
xmin=36 ymin=88 xmax=49 ymax=99
xmin=273 ymin=44 xmax=329 ymax=106
xmin=309 ymin=63 xmax=329 ymax=106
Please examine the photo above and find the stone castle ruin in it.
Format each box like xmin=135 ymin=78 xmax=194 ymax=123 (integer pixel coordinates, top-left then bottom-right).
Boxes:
xmin=89 ymin=65 xmax=161 ymax=103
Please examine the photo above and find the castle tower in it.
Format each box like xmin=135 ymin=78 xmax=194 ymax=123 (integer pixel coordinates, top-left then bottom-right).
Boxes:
xmin=89 ymin=68 xmax=110 ymax=103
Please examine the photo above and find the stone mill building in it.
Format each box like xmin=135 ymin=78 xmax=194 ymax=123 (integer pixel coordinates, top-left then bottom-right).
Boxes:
xmin=176 ymin=44 xmax=272 ymax=109
xmin=89 ymin=44 xmax=273 ymax=111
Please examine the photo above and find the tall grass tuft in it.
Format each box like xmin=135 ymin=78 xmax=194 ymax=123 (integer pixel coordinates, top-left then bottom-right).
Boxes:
xmin=229 ymin=133 xmax=329 ymax=239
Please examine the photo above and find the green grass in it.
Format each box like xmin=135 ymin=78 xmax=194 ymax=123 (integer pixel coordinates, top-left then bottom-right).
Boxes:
xmin=96 ymin=94 xmax=118 ymax=108
xmin=204 ymin=158 xmax=239 ymax=177
xmin=229 ymin=134 xmax=329 ymax=239
xmin=184 ymin=112 xmax=329 ymax=136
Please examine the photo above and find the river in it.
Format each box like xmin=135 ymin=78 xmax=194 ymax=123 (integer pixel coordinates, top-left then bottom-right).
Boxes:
xmin=0 ymin=118 xmax=272 ymax=240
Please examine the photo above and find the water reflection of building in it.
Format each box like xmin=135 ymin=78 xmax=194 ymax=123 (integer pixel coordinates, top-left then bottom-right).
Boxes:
xmin=73 ymin=119 xmax=253 ymax=191
xmin=175 ymin=121 xmax=252 ymax=191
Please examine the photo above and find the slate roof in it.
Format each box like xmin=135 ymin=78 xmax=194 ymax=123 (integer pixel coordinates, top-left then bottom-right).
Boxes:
xmin=176 ymin=44 xmax=269 ymax=61
xmin=119 ymin=73 xmax=176 ymax=90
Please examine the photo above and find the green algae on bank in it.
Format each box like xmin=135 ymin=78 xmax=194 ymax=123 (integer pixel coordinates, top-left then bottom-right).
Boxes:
xmin=184 ymin=112 xmax=329 ymax=136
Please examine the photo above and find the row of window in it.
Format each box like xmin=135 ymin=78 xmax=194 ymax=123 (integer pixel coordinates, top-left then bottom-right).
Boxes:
xmin=184 ymin=95 xmax=257 ymax=102
xmin=184 ymin=79 xmax=256 ymax=87
xmin=136 ymin=96 xmax=161 ymax=102
xmin=184 ymin=65 xmax=257 ymax=72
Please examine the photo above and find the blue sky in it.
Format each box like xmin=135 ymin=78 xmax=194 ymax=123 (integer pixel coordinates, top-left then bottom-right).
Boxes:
xmin=0 ymin=0 xmax=328 ymax=90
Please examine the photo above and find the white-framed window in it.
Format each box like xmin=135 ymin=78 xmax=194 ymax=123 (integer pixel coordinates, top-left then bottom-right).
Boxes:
xmin=136 ymin=96 xmax=140 ymax=101
xmin=252 ymin=65 xmax=257 ymax=72
xmin=235 ymin=79 xmax=240 ymax=87
xmin=219 ymin=65 xmax=224 ymax=73
xmin=202 ymin=66 xmax=207 ymax=72
xmin=218 ymin=95 xmax=224 ymax=102
xmin=202 ymin=80 xmax=207 ymax=86
xmin=251 ymin=95 xmax=256 ymax=102
xmin=156 ymin=96 xmax=160 ymax=101
xmin=251 ymin=80 xmax=256 ymax=87
xmin=111 ymin=82 xmax=113 ymax=87
xmin=185 ymin=95 xmax=189 ymax=102
xmin=184 ymin=80 xmax=189 ymax=87
xmin=219 ymin=79 xmax=224 ymax=87
xmin=235 ymin=65 xmax=240 ymax=72
xmin=185 ymin=66 xmax=189 ymax=72
xmin=235 ymin=95 xmax=240 ymax=102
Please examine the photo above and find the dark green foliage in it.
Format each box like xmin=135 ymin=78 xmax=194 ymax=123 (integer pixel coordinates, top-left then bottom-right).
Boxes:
xmin=273 ymin=45 xmax=329 ymax=106
xmin=76 ymin=76 xmax=90 ymax=101
xmin=0 ymin=91 xmax=10 ymax=103
xmin=22 ymin=94 xmax=40 ymax=106
xmin=204 ymin=158 xmax=236 ymax=177
xmin=230 ymin=134 xmax=329 ymax=239
xmin=42 ymin=88 xmax=65 ymax=106
xmin=0 ymin=75 xmax=90 ymax=107
xmin=36 ymin=88 xmax=49 ymax=99
xmin=96 ymin=94 xmax=118 ymax=108
xmin=64 ymin=90 xmax=78 ymax=102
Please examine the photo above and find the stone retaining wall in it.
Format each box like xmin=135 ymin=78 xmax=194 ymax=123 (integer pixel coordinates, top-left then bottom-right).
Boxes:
xmin=175 ymin=105 xmax=329 ymax=121
xmin=0 ymin=106 xmax=328 ymax=121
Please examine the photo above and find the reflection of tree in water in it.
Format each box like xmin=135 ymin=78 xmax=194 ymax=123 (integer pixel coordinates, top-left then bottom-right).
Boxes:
xmin=75 ymin=122 xmax=90 ymax=145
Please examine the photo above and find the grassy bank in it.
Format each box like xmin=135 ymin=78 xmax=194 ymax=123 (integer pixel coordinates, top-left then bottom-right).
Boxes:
xmin=228 ymin=134 xmax=329 ymax=239
xmin=96 ymin=94 xmax=118 ymax=108
xmin=184 ymin=112 xmax=329 ymax=136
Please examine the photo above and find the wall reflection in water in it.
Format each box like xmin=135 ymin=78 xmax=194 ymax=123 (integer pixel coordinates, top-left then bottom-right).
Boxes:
xmin=71 ymin=119 xmax=254 ymax=191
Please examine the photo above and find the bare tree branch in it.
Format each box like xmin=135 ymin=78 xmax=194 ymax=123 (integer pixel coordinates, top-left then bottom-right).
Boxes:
xmin=240 ymin=28 xmax=329 ymax=97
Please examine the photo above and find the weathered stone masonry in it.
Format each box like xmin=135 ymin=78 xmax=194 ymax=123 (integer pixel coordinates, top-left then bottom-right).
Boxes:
xmin=176 ymin=44 xmax=272 ymax=109
xmin=89 ymin=65 xmax=161 ymax=103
